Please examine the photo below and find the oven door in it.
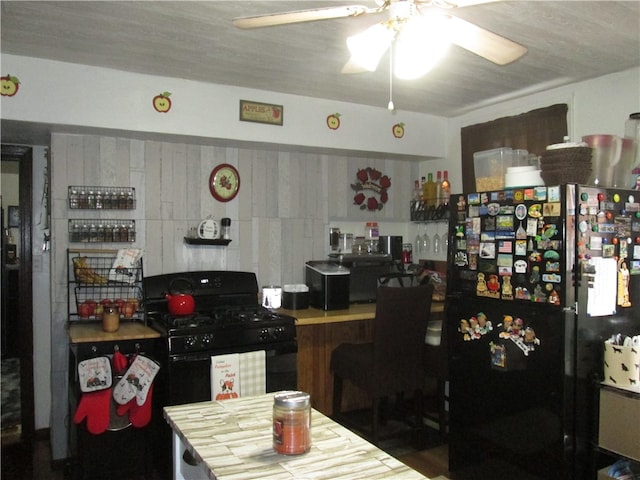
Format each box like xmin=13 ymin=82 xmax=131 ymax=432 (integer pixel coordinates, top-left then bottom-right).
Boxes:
xmin=165 ymin=341 xmax=297 ymax=406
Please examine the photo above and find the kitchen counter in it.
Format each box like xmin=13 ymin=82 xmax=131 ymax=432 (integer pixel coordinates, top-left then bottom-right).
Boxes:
xmin=164 ymin=393 xmax=428 ymax=480
xmin=67 ymin=321 xmax=161 ymax=344
xmin=278 ymin=301 xmax=444 ymax=326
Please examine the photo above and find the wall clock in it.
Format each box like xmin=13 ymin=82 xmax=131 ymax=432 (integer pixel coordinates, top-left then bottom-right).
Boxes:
xmin=209 ymin=164 xmax=240 ymax=202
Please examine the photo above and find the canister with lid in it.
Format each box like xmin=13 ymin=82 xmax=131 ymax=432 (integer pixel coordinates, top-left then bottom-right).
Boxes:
xmin=273 ymin=391 xmax=311 ymax=455
xmin=102 ymin=304 xmax=120 ymax=332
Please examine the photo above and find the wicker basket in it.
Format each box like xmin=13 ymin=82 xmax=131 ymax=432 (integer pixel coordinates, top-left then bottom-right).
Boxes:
xmin=540 ymin=146 xmax=592 ymax=184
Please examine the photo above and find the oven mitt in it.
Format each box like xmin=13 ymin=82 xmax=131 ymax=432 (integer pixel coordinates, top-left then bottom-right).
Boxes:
xmin=113 ymin=354 xmax=160 ymax=406
xmin=112 ymin=348 xmax=129 ymax=376
xmin=73 ymin=356 xmax=113 ymax=434
xmin=73 ymin=388 xmax=112 ymax=434
xmin=116 ymin=383 xmax=154 ymax=428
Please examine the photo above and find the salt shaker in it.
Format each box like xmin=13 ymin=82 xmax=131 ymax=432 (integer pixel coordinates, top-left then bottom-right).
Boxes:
xmin=220 ymin=217 xmax=231 ymax=240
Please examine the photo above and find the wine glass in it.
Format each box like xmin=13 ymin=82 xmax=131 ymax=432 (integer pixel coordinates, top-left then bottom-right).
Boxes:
xmin=433 ymin=224 xmax=441 ymax=254
xmin=414 ymin=225 xmax=423 ymax=257
xmin=421 ymin=228 xmax=431 ymax=253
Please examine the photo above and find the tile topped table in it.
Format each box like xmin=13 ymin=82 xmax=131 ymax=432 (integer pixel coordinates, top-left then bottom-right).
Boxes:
xmin=164 ymin=393 xmax=428 ymax=480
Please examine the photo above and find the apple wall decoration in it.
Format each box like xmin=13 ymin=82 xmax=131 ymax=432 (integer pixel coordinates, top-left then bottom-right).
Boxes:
xmin=392 ymin=122 xmax=405 ymax=139
xmin=327 ymin=113 xmax=341 ymax=130
xmin=1 ymin=75 xmax=20 ymax=97
xmin=153 ymin=91 xmax=172 ymax=113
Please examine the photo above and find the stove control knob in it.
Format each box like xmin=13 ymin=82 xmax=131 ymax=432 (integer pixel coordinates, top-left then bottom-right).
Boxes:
xmin=201 ymin=334 xmax=213 ymax=346
xmin=259 ymin=328 xmax=269 ymax=341
xmin=185 ymin=336 xmax=197 ymax=349
xmin=273 ymin=326 xmax=285 ymax=338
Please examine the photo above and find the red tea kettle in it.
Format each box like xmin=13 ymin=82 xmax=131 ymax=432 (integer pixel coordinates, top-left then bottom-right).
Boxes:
xmin=165 ymin=278 xmax=195 ymax=316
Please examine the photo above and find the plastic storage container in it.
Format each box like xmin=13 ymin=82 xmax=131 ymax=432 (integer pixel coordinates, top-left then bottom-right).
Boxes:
xmin=473 ymin=147 xmax=513 ymax=191
xmin=282 ymin=284 xmax=309 ymax=310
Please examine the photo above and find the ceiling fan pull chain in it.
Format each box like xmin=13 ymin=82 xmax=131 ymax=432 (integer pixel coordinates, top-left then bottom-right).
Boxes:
xmin=388 ymin=44 xmax=395 ymax=111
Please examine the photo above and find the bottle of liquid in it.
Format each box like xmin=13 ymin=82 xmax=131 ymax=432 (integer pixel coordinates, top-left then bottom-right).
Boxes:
xmin=440 ymin=170 xmax=451 ymax=205
xmin=436 ymin=171 xmax=442 ymax=205
xmin=413 ymin=180 xmax=421 ymax=203
xmin=420 ymin=176 xmax=426 ymax=202
xmin=424 ymin=173 xmax=437 ymax=207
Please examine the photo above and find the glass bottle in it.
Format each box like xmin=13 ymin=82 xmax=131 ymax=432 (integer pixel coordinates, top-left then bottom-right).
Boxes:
xmin=440 ymin=170 xmax=451 ymax=205
xmin=69 ymin=189 xmax=79 ymax=209
xmin=87 ymin=190 xmax=96 ymax=209
xmin=436 ymin=171 xmax=442 ymax=205
xmin=424 ymin=173 xmax=437 ymax=207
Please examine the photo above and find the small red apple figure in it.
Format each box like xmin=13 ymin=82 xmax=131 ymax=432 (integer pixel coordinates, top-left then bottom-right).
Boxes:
xmin=153 ymin=91 xmax=172 ymax=113
xmin=1 ymin=75 xmax=20 ymax=97
xmin=392 ymin=122 xmax=405 ymax=139
xmin=327 ymin=113 xmax=341 ymax=130
xmin=272 ymin=107 xmax=281 ymax=120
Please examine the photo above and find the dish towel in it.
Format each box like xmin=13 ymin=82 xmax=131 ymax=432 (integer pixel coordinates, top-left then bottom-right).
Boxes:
xmin=211 ymin=351 xmax=266 ymax=400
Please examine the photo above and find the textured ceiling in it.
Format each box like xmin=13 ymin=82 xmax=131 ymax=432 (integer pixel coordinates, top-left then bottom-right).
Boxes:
xmin=1 ymin=1 xmax=639 ymax=144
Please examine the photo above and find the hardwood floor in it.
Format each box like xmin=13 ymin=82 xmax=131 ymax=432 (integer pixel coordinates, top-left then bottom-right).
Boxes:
xmin=2 ymin=429 xmax=451 ymax=480
xmin=398 ymin=444 xmax=451 ymax=479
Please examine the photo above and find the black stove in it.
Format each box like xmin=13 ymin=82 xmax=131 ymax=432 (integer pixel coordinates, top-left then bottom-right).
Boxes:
xmin=145 ymin=271 xmax=299 ymax=472
xmin=144 ymin=271 xmax=297 ymax=355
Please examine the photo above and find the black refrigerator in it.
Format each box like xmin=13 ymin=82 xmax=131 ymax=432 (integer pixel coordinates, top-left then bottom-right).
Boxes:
xmin=446 ymin=184 xmax=640 ymax=479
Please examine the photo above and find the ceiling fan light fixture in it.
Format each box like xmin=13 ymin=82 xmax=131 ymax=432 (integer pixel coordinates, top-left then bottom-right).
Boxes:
xmin=346 ymin=22 xmax=396 ymax=71
xmin=393 ymin=15 xmax=450 ymax=79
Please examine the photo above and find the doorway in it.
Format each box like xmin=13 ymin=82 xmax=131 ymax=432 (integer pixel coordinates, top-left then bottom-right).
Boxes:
xmin=1 ymin=144 xmax=34 ymax=446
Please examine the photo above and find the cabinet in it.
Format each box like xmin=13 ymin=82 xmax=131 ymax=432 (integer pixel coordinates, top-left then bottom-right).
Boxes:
xmin=67 ymin=248 xmax=145 ymax=325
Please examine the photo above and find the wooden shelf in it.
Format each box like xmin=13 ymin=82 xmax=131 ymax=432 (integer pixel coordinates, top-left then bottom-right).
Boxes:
xmin=183 ymin=237 xmax=232 ymax=246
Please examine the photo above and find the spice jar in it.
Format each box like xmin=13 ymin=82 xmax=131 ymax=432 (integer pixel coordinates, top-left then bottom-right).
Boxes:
xmin=102 ymin=303 xmax=120 ymax=332
xmin=273 ymin=391 xmax=311 ymax=455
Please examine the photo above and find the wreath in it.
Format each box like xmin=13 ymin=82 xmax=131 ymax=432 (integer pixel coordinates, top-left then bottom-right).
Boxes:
xmin=351 ymin=167 xmax=391 ymax=211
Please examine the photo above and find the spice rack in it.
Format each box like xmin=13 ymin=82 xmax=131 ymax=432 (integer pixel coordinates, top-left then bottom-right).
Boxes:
xmin=67 ymin=248 xmax=144 ymax=324
xmin=69 ymin=220 xmax=136 ymax=243
xmin=68 ymin=186 xmax=136 ymax=210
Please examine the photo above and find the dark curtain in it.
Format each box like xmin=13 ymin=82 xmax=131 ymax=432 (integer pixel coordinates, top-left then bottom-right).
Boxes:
xmin=460 ymin=104 xmax=568 ymax=192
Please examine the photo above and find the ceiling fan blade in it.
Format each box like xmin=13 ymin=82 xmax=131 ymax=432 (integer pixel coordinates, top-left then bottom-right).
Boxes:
xmin=429 ymin=0 xmax=502 ymax=7
xmin=341 ymin=59 xmax=372 ymax=74
xmin=232 ymin=5 xmax=377 ymax=29
xmin=447 ymin=15 xmax=527 ymax=65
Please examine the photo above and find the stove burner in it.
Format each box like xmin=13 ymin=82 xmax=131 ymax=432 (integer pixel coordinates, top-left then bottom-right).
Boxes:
xmin=160 ymin=305 xmax=283 ymax=329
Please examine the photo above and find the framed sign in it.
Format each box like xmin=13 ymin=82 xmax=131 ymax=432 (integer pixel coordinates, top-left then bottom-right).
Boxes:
xmin=239 ymin=100 xmax=283 ymax=126
xmin=8 ymin=206 xmax=19 ymax=228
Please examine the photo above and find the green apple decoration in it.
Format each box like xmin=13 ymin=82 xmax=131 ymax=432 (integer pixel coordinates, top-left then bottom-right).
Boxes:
xmin=153 ymin=91 xmax=172 ymax=113
xmin=392 ymin=122 xmax=405 ymax=139
xmin=1 ymin=75 xmax=20 ymax=97
xmin=327 ymin=113 xmax=341 ymax=130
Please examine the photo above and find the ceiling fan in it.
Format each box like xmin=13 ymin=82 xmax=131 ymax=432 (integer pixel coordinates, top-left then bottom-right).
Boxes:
xmin=233 ymin=0 xmax=528 ymax=79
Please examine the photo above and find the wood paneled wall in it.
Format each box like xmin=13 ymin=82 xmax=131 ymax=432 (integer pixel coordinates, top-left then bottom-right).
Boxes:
xmin=48 ymin=133 xmax=417 ymax=456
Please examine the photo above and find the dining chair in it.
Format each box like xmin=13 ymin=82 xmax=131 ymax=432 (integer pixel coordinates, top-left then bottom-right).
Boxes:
xmin=330 ymin=283 xmax=434 ymax=444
